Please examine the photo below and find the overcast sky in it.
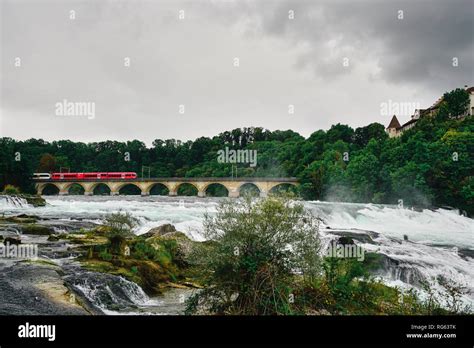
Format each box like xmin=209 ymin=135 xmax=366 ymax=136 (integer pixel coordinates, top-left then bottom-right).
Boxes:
xmin=1 ymin=0 xmax=473 ymax=145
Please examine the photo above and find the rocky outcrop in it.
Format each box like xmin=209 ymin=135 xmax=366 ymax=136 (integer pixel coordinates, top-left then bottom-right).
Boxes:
xmin=20 ymin=224 xmax=55 ymax=235
xmin=144 ymin=225 xmax=196 ymax=267
xmin=140 ymin=224 xmax=176 ymax=239
xmin=0 ymin=262 xmax=90 ymax=315
xmin=325 ymin=229 xmax=378 ymax=244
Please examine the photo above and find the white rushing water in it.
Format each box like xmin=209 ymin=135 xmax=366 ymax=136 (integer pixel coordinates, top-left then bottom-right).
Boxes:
xmin=1 ymin=195 xmax=473 ymax=308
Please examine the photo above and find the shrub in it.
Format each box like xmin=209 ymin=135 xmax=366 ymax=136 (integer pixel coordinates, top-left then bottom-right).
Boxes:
xmin=296 ymin=256 xmax=470 ymax=315
xmin=186 ymin=195 xmax=321 ymax=315
xmin=2 ymin=184 xmax=20 ymax=195
xmin=99 ymin=249 xmax=113 ymax=261
xmin=103 ymin=212 xmax=138 ymax=255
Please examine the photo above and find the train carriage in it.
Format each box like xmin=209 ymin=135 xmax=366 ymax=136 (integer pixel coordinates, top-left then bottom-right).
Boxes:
xmin=33 ymin=172 xmax=137 ymax=180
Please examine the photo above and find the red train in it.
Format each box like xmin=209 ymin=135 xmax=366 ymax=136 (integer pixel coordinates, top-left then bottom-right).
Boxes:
xmin=40 ymin=172 xmax=137 ymax=180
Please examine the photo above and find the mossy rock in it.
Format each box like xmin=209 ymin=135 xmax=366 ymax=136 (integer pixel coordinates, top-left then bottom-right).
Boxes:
xmin=65 ymin=234 xmax=108 ymax=246
xmin=146 ymin=232 xmax=196 ymax=266
xmin=89 ymin=225 xmax=112 ymax=235
xmin=4 ymin=214 xmax=39 ymax=223
xmin=362 ymin=252 xmax=394 ymax=272
xmin=116 ymin=259 xmax=173 ymax=294
xmin=140 ymin=224 xmax=177 ymax=239
xmin=18 ymin=194 xmax=46 ymax=207
xmin=21 ymin=224 xmax=54 ymax=235
xmin=82 ymin=258 xmax=177 ymax=295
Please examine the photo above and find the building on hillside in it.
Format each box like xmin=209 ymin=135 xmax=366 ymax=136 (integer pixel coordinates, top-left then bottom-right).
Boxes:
xmin=386 ymin=86 xmax=474 ymax=138
xmin=386 ymin=115 xmax=401 ymax=138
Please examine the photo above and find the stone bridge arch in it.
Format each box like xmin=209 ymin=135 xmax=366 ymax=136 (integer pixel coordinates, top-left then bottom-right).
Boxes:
xmin=36 ymin=182 xmax=61 ymax=195
xmin=109 ymin=182 xmax=145 ymax=195
xmin=142 ymin=182 xmax=173 ymax=196
xmin=174 ymin=182 xmax=202 ymax=197
xmin=89 ymin=182 xmax=111 ymax=195
xmin=202 ymin=182 xmax=230 ymax=197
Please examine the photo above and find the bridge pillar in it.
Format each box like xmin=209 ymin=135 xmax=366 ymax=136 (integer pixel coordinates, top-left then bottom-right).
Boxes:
xmin=59 ymin=190 xmax=69 ymax=196
xmin=259 ymin=190 xmax=268 ymax=198
xmin=169 ymin=190 xmax=177 ymax=196
xmin=228 ymin=189 xmax=239 ymax=198
xmin=198 ymin=190 xmax=205 ymax=198
xmin=84 ymin=191 xmax=93 ymax=196
xmin=141 ymin=191 xmax=150 ymax=196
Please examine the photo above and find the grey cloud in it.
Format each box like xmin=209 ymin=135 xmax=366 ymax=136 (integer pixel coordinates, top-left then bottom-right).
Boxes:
xmin=0 ymin=0 xmax=472 ymax=144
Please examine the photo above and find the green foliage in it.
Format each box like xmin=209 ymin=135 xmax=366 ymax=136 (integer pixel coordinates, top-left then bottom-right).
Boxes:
xmin=103 ymin=212 xmax=138 ymax=255
xmin=442 ymin=88 xmax=470 ymax=118
xmin=83 ymin=234 xmax=181 ymax=294
xmin=131 ymin=239 xmax=176 ymax=266
xmin=99 ymin=249 xmax=113 ymax=261
xmin=186 ymin=196 xmax=320 ymax=315
xmin=295 ymin=257 xmax=469 ymax=315
xmin=183 ymin=196 xmax=470 ymax=315
xmin=2 ymin=184 xmax=20 ymax=194
xmin=37 ymin=153 xmax=57 ymax=172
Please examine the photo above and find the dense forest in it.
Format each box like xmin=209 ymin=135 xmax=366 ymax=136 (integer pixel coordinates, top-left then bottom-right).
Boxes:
xmin=1 ymin=88 xmax=473 ymax=215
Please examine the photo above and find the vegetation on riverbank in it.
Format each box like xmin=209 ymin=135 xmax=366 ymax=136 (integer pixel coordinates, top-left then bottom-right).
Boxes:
xmin=185 ymin=195 xmax=471 ymax=315
xmin=77 ymin=213 xmax=199 ymax=294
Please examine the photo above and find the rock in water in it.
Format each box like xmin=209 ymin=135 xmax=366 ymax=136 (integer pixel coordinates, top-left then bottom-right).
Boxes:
xmin=4 ymin=236 xmax=21 ymax=245
xmin=141 ymin=224 xmax=177 ymax=238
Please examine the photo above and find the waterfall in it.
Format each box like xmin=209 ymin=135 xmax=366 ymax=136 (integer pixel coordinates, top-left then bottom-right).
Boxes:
xmin=65 ymin=270 xmax=163 ymax=314
xmin=0 ymin=195 xmax=30 ymax=209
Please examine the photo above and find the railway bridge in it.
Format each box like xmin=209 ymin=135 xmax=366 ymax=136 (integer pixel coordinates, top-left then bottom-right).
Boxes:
xmin=35 ymin=177 xmax=298 ymax=198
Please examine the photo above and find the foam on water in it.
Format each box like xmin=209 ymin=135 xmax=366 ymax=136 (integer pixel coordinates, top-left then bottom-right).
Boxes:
xmin=307 ymin=201 xmax=473 ymax=248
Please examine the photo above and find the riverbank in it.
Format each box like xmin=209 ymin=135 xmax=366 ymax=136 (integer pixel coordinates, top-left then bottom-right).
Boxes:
xmin=0 ymin=212 xmax=199 ymax=315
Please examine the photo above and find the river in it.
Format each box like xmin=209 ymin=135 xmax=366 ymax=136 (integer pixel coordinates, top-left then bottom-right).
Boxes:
xmin=1 ymin=195 xmax=473 ymax=313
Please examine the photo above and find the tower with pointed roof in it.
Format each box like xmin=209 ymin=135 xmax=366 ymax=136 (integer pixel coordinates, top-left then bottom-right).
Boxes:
xmin=386 ymin=115 xmax=401 ymax=138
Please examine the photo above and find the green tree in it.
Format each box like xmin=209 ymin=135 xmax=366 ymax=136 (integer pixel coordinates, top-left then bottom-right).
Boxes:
xmin=37 ymin=153 xmax=57 ymax=172
xmin=442 ymin=88 xmax=469 ymax=118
